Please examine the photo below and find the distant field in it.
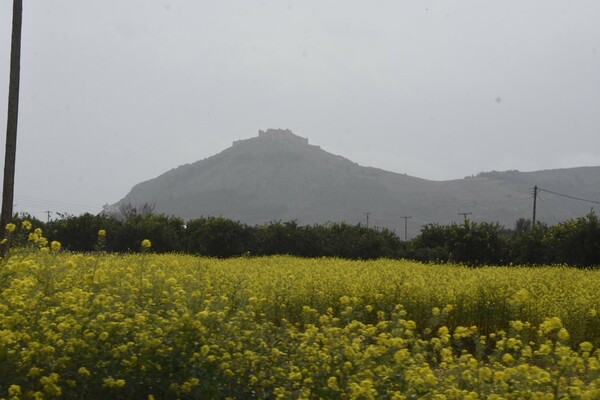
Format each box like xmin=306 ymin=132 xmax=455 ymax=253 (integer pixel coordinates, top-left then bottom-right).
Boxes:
xmin=1 ymin=253 xmax=600 ymax=399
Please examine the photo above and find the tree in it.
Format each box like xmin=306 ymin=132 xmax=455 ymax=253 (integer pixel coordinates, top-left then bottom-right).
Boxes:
xmin=410 ymin=220 xmax=509 ymax=265
xmin=547 ymin=211 xmax=600 ymax=267
xmin=0 ymin=0 xmax=23 ymax=257
xmin=183 ymin=216 xmax=252 ymax=257
xmin=107 ymin=202 xmax=156 ymax=221
xmin=112 ymin=214 xmax=184 ymax=253
xmin=47 ymin=213 xmax=121 ymax=252
xmin=508 ymin=220 xmax=550 ymax=265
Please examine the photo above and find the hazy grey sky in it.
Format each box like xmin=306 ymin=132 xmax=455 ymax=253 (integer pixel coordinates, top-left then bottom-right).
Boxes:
xmin=1 ymin=1 xmax=599 ymax=219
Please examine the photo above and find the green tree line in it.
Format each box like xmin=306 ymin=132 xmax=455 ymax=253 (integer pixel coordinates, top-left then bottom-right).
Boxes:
xmin=9 ymin=210 xmax=600 ymax=267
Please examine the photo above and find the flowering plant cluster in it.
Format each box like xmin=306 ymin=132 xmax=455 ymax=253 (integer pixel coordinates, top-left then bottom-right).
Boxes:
xmin=1 ymin=251 xmax=600 ymax=398
xmin=1 ymin=221 xmax=62 ymax=261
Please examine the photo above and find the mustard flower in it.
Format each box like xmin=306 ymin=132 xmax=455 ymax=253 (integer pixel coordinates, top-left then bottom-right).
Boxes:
xmin=558 ymin=328 xmax=570 ymax=341
xmin=580 ymin=341 xmax=594 ymax=353
xmin=98 ymin=229 xmax=106 ymax=238
xmin=21 ymin=220 xmax=32 ymax=230
xmin=327 ymin=376 xmax=340 ymax=391
xmin=141 ymin=239 xmax=152 ymax=250
xmin=404 ymin=320 xmax=417 ymax=330
xmin=540 ymin=317 xmax=563 ymax=334
xmin=394 ymin=348 xmax=410 ymax=363
xmin=51 ymin=241 xmax=61 ymax=252
xmin=501 ymin=353 xmax=515 ymax=365
xmin=8 ymin=385 xmax=21 ymax=397
xmin=510 ymin=320 xmax=525 ymax=331
xmin=38 ymin=237 xmax=48 ymax=248
xmin=479 ymin=367 xmax=493 ymax=382
xmin=5 ymin=223 xmax=16 ymax=233
xmin=103 ymin=378 xmax=126 ymax=388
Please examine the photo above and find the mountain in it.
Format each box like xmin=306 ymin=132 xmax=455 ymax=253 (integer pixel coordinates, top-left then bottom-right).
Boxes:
xmin=112 ymin=129 xmax=600 ymax=237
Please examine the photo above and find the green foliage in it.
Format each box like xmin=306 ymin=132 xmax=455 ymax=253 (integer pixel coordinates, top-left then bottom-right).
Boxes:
xmin=508 ymin=223 xmax=551 ymax=265
xmin=15 ymin=209 xmax=600 ymax=267
xmin=320 ymin=222 xmax=404 ymax=259
xmin=507 ymin=211 xmax=600 ymax=267
xmin=112 ymin=214 xmax=185 ymax=253
xmin=546 ymin=211 xmax=600 ymax=267
xmin=183 ymin=216 xmax=252 ymax=257
xmin=46 ymin=213 xmax=119 ymax=252
xmin=411 ymin=220 xmax=509 ymax=265
xmin=253 ymin=220 xmax=311 ymax=256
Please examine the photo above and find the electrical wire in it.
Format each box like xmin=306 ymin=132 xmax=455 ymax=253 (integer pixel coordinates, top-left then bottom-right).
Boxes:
xmin=538 ymin=188 xmax=600 ymax=205
xmin=14 ymin=194 xmax=104 ymax=215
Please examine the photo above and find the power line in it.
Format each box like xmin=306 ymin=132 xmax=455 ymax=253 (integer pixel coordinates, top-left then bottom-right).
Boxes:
xmin=538 ymin=188 xmax=600 ymax=205
xmin=15 ymin=194 xmax=103 ymax=210
xmin=13 ymin=194 xmax=104 ymax=216
xmin=531 ymin=185 xmax=599 ymax=225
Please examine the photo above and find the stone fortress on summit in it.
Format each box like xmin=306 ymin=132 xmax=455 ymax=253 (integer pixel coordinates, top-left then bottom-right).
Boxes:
xmin=233 ymin=128 xmax=321 ymax=150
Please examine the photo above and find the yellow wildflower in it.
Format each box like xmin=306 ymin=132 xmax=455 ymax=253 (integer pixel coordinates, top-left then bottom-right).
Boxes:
xmin=51 ymin=241 xmax=61 ymax=252
xmin=327 ymin=376 xmax=340 ymax=391
xmin=558 ymin=328 xmax=570 ymax=341
xmin=404 ymin=320 xmax=417 ymax=330
xmin=580 ymin=341 xmax=594 ymax=353
xmin=103 ymin=378 xmax=126 ymax=388
xmin=8 ymin=384 xmax=21 ymax=397
xmin=501 ymin=353 xmax=514 ymax=365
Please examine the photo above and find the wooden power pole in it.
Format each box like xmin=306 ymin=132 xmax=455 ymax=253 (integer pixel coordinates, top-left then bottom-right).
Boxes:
xmin=1 ymin=0 xmax=23 ymax=256
xmin=364 ymin=212 xmax=371 ymax=228
xmin=532 ymin=185 xmax=538 ymax=226
xmin=459 ymin=212 xmax=472 ymax=222
xmin=400 ymin=216 xmax=411 ymax=241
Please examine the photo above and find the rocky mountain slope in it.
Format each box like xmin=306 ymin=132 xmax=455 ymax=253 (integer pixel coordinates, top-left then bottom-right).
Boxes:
xmin=112 ymin=129 xmax=600 ymax=237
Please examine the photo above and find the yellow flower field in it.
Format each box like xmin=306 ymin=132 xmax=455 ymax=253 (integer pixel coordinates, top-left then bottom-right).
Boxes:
xmin=1 ymin=251 xmax=600 ymax=399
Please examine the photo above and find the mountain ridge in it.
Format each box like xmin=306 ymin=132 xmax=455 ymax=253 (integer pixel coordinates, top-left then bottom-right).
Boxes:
xmin=112 ymin=129 xmax=600 ymax=237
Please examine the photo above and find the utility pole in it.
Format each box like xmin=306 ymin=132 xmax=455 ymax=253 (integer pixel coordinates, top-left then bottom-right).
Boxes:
xmin=459 ymin=212 xmax=472 ymax=222
xmin=532 ymin=185 xmax=538 ymax=226
xmin=400 ymin=216 xmax=411 ymax=241
xmin=45 ymin=211 xmax=52 ymax=224
xmin=1 ymin=0 xmax=23 ymax=257
xmin=364 ymin=212 xmax=371 ymax=228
